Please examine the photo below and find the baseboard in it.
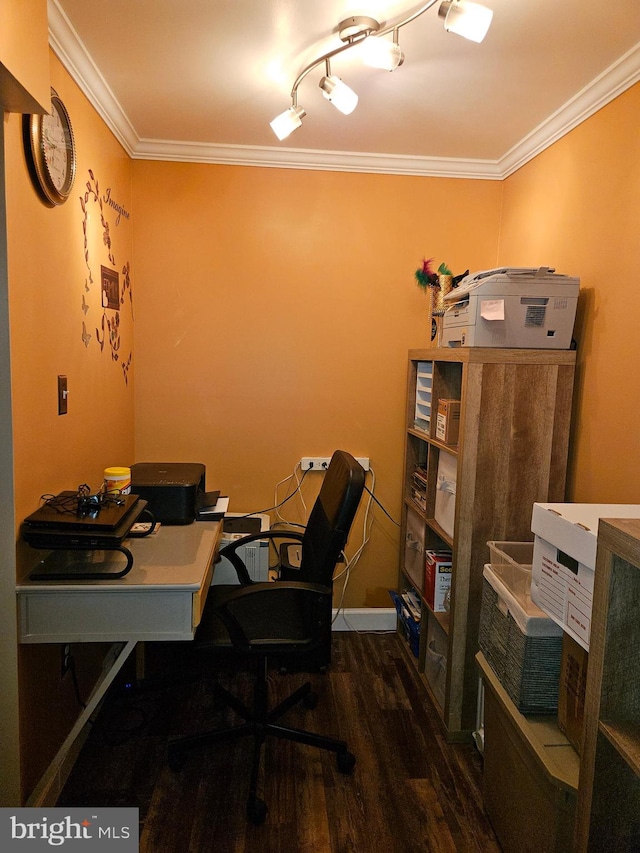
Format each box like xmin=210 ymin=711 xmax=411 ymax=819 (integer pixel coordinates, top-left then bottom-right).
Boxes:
xmin=332 ymin=607 xmax=396 ymax=632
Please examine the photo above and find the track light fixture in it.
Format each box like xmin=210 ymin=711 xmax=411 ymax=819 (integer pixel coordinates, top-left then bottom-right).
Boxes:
xmin=361 ymin=31 xmax=405 ymax=72
xmin=319 ymin=61 xmax=359 ymax=115
xmin=270 ymin=0 xmax=494 ymax=140
xmin=270 ymin=105 xmax=306 ymax=141
xmin=439 ymin=0 xmax=493 ymax=43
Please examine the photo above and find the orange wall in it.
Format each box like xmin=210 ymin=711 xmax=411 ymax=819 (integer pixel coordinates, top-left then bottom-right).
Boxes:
xmin=7 ymin=62 xmax=135 ymax=524
xmin=5 ymin=53 xmax=134 ymax=798
xmin=0 ymin=0 xmax=49 ymax=111
xmin=131 ymin=162 xmax=502 ymax=607
xmin=499 ymin=83 xmax=640 ymax=503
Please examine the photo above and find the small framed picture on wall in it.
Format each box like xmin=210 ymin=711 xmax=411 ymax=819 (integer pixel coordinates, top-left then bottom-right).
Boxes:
xmin=101 ymin=265 xmax=119 ymax=310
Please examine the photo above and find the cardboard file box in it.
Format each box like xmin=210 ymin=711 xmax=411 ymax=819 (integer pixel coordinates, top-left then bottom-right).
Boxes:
xmin=557 ymin=632 xmax=588 ymax=754
xmin=530 ymin=503 xmax=640 ymax=651
xmin=434 ymin=450 xmax=457 ymax=539
xmin=479 ymin=563 xmax=563 ymax=714
xmin=424 ymin=549 xmax=452 ymax=612
xmin=435 ymin=399 xmax=460 ymax=446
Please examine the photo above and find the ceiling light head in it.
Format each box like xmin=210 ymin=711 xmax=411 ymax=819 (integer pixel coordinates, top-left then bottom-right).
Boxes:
xmin=361 ymin=37 xmax=405 ymax=71
xmin=438 ymin=0 xmax=493 ymax=43
xmin=319 ymin=76 xmax=358 ymax=115
xmin=270 ymin=105 xmax=306 ymax=141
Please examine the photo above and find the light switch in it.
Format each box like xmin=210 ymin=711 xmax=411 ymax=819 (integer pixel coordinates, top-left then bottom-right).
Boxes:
xmin=58 ymin=375 xmax=68 ymax=415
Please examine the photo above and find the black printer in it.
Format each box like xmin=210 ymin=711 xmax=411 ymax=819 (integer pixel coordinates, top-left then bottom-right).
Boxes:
xmin=131 ymin=462 xmax=206 ymax=524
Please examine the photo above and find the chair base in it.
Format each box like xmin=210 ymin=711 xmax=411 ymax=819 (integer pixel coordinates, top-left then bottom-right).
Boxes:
xmin=167 ymin=661 xmax=355 ymax=824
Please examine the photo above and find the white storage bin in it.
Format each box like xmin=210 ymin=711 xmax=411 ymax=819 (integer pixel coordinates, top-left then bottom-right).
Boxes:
xmin=424 ymin=613 xmax=448 ymax=710
xmin=488 ymin=540 xmax=533 ymax=597
xmin=434 ymin=450 xmax=456 ymax=539
xmin=403 ymin=507 xmax=425 ymax=593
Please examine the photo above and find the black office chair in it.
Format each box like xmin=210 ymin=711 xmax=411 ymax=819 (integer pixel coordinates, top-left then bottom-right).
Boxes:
xmin=167 ymin=450 xmax=366 ymax=824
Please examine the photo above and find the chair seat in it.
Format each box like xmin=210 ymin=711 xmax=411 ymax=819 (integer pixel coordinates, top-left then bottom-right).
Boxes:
xmin=197 ymin=583 xmax=325 ymax=654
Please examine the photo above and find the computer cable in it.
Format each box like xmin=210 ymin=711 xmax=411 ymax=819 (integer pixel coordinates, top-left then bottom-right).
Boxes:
xmin=332 ymin=467 xmax=376 ymax=623
xmin=38 ymin=484 xmax=129 ymax=517
xmin=273 ymin=460 xmax=308 ymax=528
xmin=332 ymin=466 xmax=398 ymax=634
xmin=230 ymin=466 xmax=310 ymax=522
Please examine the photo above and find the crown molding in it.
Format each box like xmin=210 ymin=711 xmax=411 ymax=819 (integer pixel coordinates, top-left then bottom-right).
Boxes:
xmin=498 ymin=41 xmax=640 ymax=178
xmin=48 ymin=0 xmax=640 ymax=181
xmin=48 ymin=0 xmax=139 ymax=154
xmin=129 ymin=137 xmax=505 ymax=178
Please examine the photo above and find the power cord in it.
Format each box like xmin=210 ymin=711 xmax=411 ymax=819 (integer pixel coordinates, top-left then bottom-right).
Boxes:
xmin=230 ymin=466 xmax=310 ymax=521
xmin=331 ymin=466 xmax=402 ymax=632
xmin=362 ymin=484 xmax=401 ymax=527
xmin=229 ymin=459 xmax=400 ymax=622
xmin=39 ymin=484 xmax=128 ymax=517
xmin=332 ymin=467 xmax=377 ymax=624
xmin=273 ymin=461 xmax=308 ymax=527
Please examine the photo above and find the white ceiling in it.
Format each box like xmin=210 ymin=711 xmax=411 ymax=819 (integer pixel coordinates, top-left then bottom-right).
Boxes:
xmin=51 ymin=0 xmax=640 ymax=178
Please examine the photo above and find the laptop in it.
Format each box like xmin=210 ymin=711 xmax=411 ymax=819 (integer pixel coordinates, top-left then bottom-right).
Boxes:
xmin=22 ymin=491 xmax=146 ymax=550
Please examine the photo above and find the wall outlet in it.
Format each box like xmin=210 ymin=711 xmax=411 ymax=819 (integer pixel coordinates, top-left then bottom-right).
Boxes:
xmin=301 ymin=456 xmax=369 ymax=471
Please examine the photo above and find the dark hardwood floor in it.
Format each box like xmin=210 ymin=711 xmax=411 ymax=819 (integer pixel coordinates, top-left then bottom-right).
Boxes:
xmin=58 ymin=632 xmax=501 ymax=852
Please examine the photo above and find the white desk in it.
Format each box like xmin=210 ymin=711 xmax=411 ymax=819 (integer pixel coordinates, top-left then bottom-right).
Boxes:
xmin=16 ymin=521 xmax=223 ymax=807
xmin=16 ymin=521 xmax=223 ymax=644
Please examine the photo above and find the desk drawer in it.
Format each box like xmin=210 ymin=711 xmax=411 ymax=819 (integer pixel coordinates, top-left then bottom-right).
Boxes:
xmin=18 ymin=589 xmax=197 ymax=643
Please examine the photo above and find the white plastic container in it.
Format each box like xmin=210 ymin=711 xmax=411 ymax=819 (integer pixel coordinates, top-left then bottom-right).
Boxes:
xmin=488 ymin=540 xmax=533 ymax=597
xmin=104 ymin=466 xmax=131 ymax=495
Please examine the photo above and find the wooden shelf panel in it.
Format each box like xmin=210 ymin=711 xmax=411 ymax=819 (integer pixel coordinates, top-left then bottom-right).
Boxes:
xmin=599 ymin=720 xmax=640 ymax=777
xmin=575 ymin=519 xmax=640 ymax=852
xmin=477 ymin=652 xmax=579 ymax=794
xmin=408 ymin=347 xmax=577 ymax=366
xmin=425 ymin=517 xmax=454 ymax=549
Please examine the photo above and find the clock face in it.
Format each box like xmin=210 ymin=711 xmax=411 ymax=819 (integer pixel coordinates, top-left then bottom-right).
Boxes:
xmin=43 ymin=101 xmax=71 ymax=191
xmin=26 ymin=89 xmax=77 ymax=206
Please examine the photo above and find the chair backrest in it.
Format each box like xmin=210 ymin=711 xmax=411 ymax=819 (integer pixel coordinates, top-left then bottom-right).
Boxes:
xmin=298 ymin=450 xmax=366 ymax=586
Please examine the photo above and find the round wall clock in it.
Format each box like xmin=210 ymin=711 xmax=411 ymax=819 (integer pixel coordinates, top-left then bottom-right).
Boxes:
xmin=25 ymin=88 xmax=77 ymax=206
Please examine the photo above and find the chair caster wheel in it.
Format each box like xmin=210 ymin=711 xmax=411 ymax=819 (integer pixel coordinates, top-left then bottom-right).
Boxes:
xmin=337 ymin=750 xmax=356 ymax=773
xmin=247 ymin=796 xmax=268 ymax=825
xmin=167 ymin=747 xmax=186 ymax=772
xmin=303 ymin=690 xmax=319 ymax=709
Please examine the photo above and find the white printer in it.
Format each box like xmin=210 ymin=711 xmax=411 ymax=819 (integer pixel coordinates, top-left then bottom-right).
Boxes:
xmin=211 ymin=512 xmax=270 ymax=584
xmin=441 ymin=267 xmax=579 ymax=349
